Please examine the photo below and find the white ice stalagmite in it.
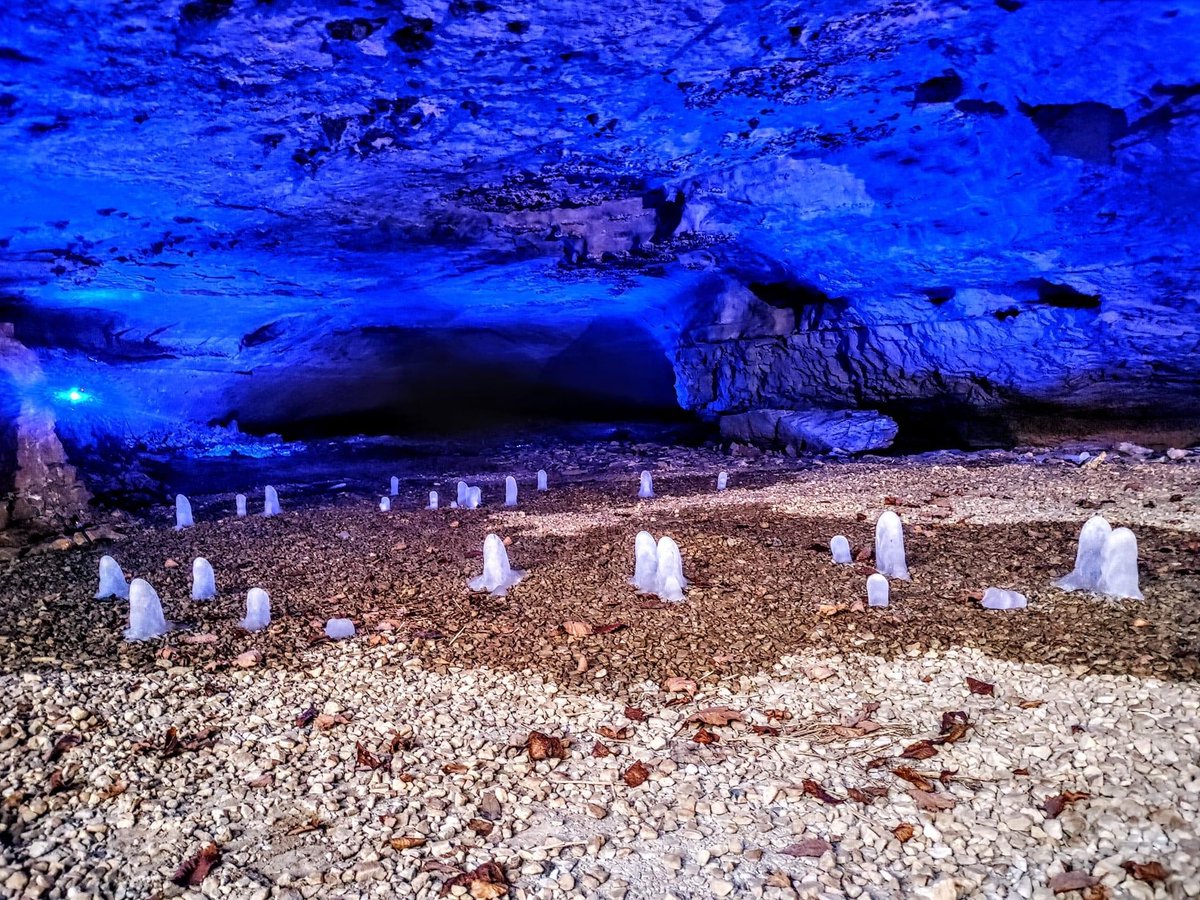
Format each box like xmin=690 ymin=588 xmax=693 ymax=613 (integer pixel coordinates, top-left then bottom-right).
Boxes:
xmin=1097 ymin=527 xmax=1143 ymax=600
xmin=427 ymin=491 xmax=439 ymax=510
xmin=717 ymin=471 xmax=728 ymax=492
xmin=981 ymin=587 xmax=1028 ymax=610
xmin=469 ymin=533 xmax=524 ymax=596
xmin=191 ymin=557 xmax=216 ymax=601
xmin=325 ymin=618 xmax=356 ymax=640
xmin=1054 ymin=515 xmax=1112 ymax=591
xmin=830 ymin=535 xmax=852 ymax=565
xmin=639 ymin=470 xmax=654 ymax=499
xmin=654 ymin=536 xmax=686 ymax=602
xmin=505 ymin=475 xmax=518 ymax=507
xmin=537 ymin=469 xmax=548 ymax=491
xmin=867 ymin=573 xmax=889 ymax=607
xmin=124 ymin=579 xmax=171 ymax=641
xmin=390 ymin=476 xmax=399 ymax=497
xmin=235 ymin=493 xmax=247 ymax=517
xmin=264 ymin=485 xmax=281 ymax=517
xmin=874 ymin=510 xmax=910 ymax=580
xmin=95 ymin=555 xmax=130 ymax=600
xmin=631 ymin=531 xmax=658 ymax=593
xmin=457 ymin=481 xmax=468 ymax=506
xmin=175 ymin=494 xmax=194 ymax=530
xmin=379 ymin=496 xmax=391 ymax=512
xmin=467 ymin=486 xmax=482 ymax=509
xmin=241 ymin=588 xmax=271 ymax=631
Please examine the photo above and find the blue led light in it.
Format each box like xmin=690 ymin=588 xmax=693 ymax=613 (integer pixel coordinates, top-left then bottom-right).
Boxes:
xmin=53 ymin=387 xmax=92 ymax=405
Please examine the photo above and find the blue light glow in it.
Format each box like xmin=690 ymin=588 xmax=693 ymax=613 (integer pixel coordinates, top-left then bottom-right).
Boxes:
xmin=54 ymin=387 xmax=92 ymax=405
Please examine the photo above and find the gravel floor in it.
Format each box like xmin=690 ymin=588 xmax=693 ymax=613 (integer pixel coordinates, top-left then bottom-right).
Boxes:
xmin=0 ymin=445 xmax=1197 ymax=899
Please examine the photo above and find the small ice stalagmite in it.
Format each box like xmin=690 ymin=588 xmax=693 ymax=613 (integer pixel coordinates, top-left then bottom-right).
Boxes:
xmin=124 ymin=579 xmax=171 ymax=641
xmin=505 ymin=475 xmax=518 ymax=507
xmin=1054 ymin=515 xmax=1111 ymax=591
xmin=175 ymin=494 xmax=194 ymax=530
xmin=379 ymin=496 xmax=391 ymax=512
xmin=264 ymin=485 xmax=281 ymax=517
xmin=467 ymin=486 xmax=482 ymax=509
xmin=537 ymin=469 xmax=548 ymax=491
xmin=654 ymin=536 xmax=686 ymax=602
xmin=241 ymin=588 xmax=271 ymax=631
xmin=874 ymin=510 xmax=910 ymax=580
xmin=191 ymin=557 xmax=216 ymax=601
xmin=390 ymin=476 xmax=399 ymax=497
xmin=1097 ymin=527 xmax=1143 ymax=600
xmin=716 ymin=471 xmax=728 ymax=492
xmin=95 ymin=555 xmax=130 ymax=600
xmin=325 ymin=618 xmax=356 ymax=640
xmin=639 ymin=470 xmax=654 ymax=499
xmin=867 ymin=573 xmax=889 ymax=607
xmin=631 ymin=530 xmax=658 ymax=593
xmin=830 ymin=535 xmax=852 ymax=565
xmin=427 ymin=491 xmax=439 ymax=510
xmin=457 ymin=481 xmax=468 ymax=506
xmin=235 ymin=494 xmax=247 ymax=517
xmin=981 ymin=587 xmax=1028 ymax=610
xmin=469 ymin=533 xmax=524 ymax=596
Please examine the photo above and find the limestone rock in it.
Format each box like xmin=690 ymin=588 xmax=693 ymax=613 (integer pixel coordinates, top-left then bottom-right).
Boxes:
xmin=720 ymin=408 xmax=898 ymax=454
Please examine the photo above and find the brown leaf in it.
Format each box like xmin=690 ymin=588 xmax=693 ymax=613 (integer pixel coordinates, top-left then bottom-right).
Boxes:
xmin=285 ymin=814 xmax=326 ymax=836
xmin=893 ymin=766 xmax=935 ymax=792
xmin=246 ymin=773 xmax=273 ymax=789
xmin=911 ymin=789 xmax=956 ymax=811
xmin=468 ymin=818 xmax=495 ymax=837
xmin=440 ymin=861 xmax=508 ymax=898
xmin=965 ymin=677 xmax=995 ymax=696
xmin=854 ymin=542 xmax=873 ymax=561
xmin=801 ymin=779 xmax=844 ymax=805
xmin=1050 ymin=871 xmax=1097 ymax=894
xmin=893 ymin=823 xmax=915 ymax=843
xmin=686 ymin=706 xmax=743 ymax=727
xmin=526 ymin=731 xmax=567 ymax=761
xmin=97 ymin=781 xmax=126 ymax=801
xmin=1120 ymin=860 xmax=1168 ymax=883
xmin=663 ymin=676 xmax=697 ymax=695
xmin=356 ymin=742 xmax=388 ymax=770
xmin=47 ymin=768 xmax=73 ymax=795
xmin=442 ymin=762 xmax=468 ymax=774
xmin=1012 ymin=768 xmax=1030 ymax=776
xmin=1018 ymin=698 xmax=1044 ymax=709
xmin=314 ymin=713 xmax=352 ymax=731
xmin=780 ymin=837 xmax=832 ymax=858
xmin=936 ymin=711 xmax=972 ymax=744
xmin=563 ymin=620 xmax=593 ymax=637
xmin=295 ymin=706 xmax=317 ymax=728
xmin=624 ymin=706 xmax=648 ymax=721
xmin=597 ymin=725 xmax=631 ymax=740
xmin=171 ymin=843 xmax=221 ymax=887
xmin=45 ymin=733 xmax=82 ymax=764
xmin=179 ymin=727 xmax=220 ymax=752
xmin=865 ymin=756 xmax=891 ymax=771
xmin=390 ymin=835 xmax=427 ymax=850
xmin=900 ymin=741 xmax=939 ymax=761
xmin=1042 ymin=790 xmax=1089 ymax=819
xmin=591 ymin=741 xmax=613 ymax=758
xmin=692 ymin=728 xmax=719 ymax=744
xmin=750 ymin=725 xmax=781 ymax=736
xmin=847 ymin=786 xmax=888 ymax=805
xmin=593 ymin=622 xmax=627 ymax=634
xmin=623 ymin=760 xmax=650 ymax=788
xmin=232 ymin=650 xmax=262 ymax=668
xmin=816 ymin=604 xmax=847 ymax=617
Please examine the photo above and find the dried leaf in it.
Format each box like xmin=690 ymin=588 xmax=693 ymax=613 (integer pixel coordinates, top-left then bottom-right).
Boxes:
xmin=246 ymin=773 xmax=273 ymax=789
xmin=817 ymin=604 xmax=847 ymax=617
xmin=285 ymin=814 xmax=326 ymax=836
xmin=900 ymin=740 xmax=939 ymax=761
xmin=893 ymin=766 xmax=935 ymax=792
xmin=624 ymin=706 xmax=648 ymax=721
xmin=97 ymin=781 xmax=126 ymax=801
xmin=593 ymin=622 xmax=627 ymax=634
xmin=442 ymin=762 xmax=468 ymax=774
xmin=597 ymin=725 xmax=632 ymax=740
xmin=965 ymin=677 xmax=995 ymax=696
xmin=356 ymin=742 xmax=388 ymax=770
xmin=1050 ymin=871 xmax=1097 ymax=894
xmin=663 ymin=676 xmax=697 ymax=695
xmin=936 ymin=711 xmax=972 ymax=744
xmin=780 ymin=837 xmax=832 ymax=858
xmin=847 ymin=786 xmax=888 ymax=805
xmin=389 ymin=732 xmax=415 ymax=753
xmin=563 ymin=621 xmax=593 ymax=637
xmin=893 ymin=823 xmax=915 ymax=843
xmin=526 ymin=731 xmax=567 ymax=761
xmin=1017 ymin=698 xmax=1044 ymax=709
xmin=801 ymin=779 xmax=844 ymax=805
xmin=1120 ymin=860 xmax=1168 ymax=883
xmin=1042 ymin=790 xmax=1089 ymax=819
xmin=685 ymin=706 xmax=743 ymax=727
xmin=623 ymin=760 xmax=650 ymax=788
xmin=692 ymin=728 xmax=719 ymax=744
xmin=911 ymin=789 xmax=956 ymax=811
xmin=439 ymin=861 xmax=508 ymax=898
xmin=314 ymin=713 xmax=351 ymax=731
xmin=45 ymin=733 xmax=82 ymax=764
xmin=171 ymin=843 xmax=221 ymax=887
xmin=591 ymin=741 xmax=613 ymax=758
xmin=865 ymin=756 xmax=891 ymax=771
xmin=750 ymin=724 xmax=780 ymax=736
xmin=854 ymin=542 xmax=873 ymax=561
xmin=295 ymin=706 xmax=317 ymax=728
xmin=468 ymin=818 xmax=494 ymax=837
xmin=232 ymin=650 xmax=262 ymax=669
xmin=390 ymin=835 xmax=427 ymax=850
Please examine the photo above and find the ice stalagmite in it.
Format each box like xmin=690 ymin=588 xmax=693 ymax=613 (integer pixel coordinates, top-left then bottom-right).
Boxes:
xmin=981 ymin=587 xmax=1027 ymax=610
xmin=428 ymin=491 xmax=439 ymax=510
xmin=191 ymin=557 xmax=216 ymax=601
xmin=125 ymin=579 xmax=171 ymax=641
xmin=469 ymin=533 xmax=524 ymax=596
xmin=264 ymin=485 xmax=280 ymax=516
xmin=457 ymin=481 xmax=468 ymax=506
xmin=467 ymin=486 xmax=482 ymax=509
xmin=175 ymin=494 xmax=193 ymax=530
xmin=379 ymin=496 xmax=391 ymax=512
xmin=1097 ymin=527 xmax=1142 ymax=600
xmin=95 ymin=555 xmax=130 ymax=600
xmin=241 ymin=588 xmax=271 ymax=631
xmin=537 ymin=470 xmax=548 ymax=491
xmin=235 ymin=494 xmax=247 ymax=517
xmin=654 ymin=536 xmax=686 ymax=602
xmin=639 ymin=471 xmax=654 ymax=499
xmin=1055 ymin=515 xmax=1111 ymax=591
xmin=716 ymin=471 xmax=728 ymax=492
xmin=325 ymin=618 xmax=356 ymax=640
xmin=390 ymin=476 xmax=399 ymax=497
xmin=874 ymin=510 xmax=910 ymax=580
xmin=867 ymin=573 xmax=889 ymax=607
xmin=505 ymin=476 xmax=518 ymax=507
xmin=830 ymin=535 xmax=852 ymax=565
xmin=631 ymin=531 xmax=658 ymax=593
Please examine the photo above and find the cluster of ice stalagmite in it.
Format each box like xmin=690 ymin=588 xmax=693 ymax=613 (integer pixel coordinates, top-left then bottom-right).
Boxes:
xmin=1055 ymin=515 xmax=1142 ymax=599
xmin=236 ymin=493 xmax=247 ymax=517
xmin=241 ymin=588 xmax=271 ymax=631
xmin=264 ymin=485 xmax=281 ymax=516
xmin=982 ymin=587 xmax=1027 ymax=610
xmin=457 ymin=481 xmax=468 ymax=506
xmin=466 ymin=486 xmax=482 ymax=509
xmin=175 ymin=494 xmax=194 ymax=530
xmin=638 ymin=471 xmax=654 ymax=499
xmin=537 ymin=470 xmax=548 ymax=491
xmin=830 ymin=535 xmax=852 ymax=565
xmin=505 ymin=476 xmax=518 ymax=507
xmin=866 ymin=573 xmax=889 ymax=607
xmin=874 ymin=510 xmax=910 ymax=580
xmin=427 ymin=491 xmax=439 ymax=510
xmin=717 ymin=471 xmax=728 ymax=492
xmin=125 ymin=579 xmax=171 ymax=641
xmin=325 ymin=618 xmax=356 ymax=640
xmin=379 ymin=496 xmax=391 ymax=512
xmin=390 ymin=476 xmax=399 ymax=497
xmin=191 ymin=557 xmax=216 ymax=601
xmin=95 ymin=555 xmax=130 ymax=600
xmin=469 ymin=533 xmax=524 ymax=596
xmin=630 ymin=531 xmax=686 ymax=602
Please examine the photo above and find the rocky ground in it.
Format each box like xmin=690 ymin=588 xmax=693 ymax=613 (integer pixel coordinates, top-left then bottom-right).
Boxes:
xmin=0 ymin=442 xmax=1198 ymax=899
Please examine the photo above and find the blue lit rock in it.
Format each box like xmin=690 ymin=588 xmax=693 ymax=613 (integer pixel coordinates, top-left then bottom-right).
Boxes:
xmin=720 ymin=408 xmax=898 ymax=454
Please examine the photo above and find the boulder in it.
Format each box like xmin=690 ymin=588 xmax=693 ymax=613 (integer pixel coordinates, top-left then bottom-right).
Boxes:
xmin=720 ymin=408 xmax=898 ymax=454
